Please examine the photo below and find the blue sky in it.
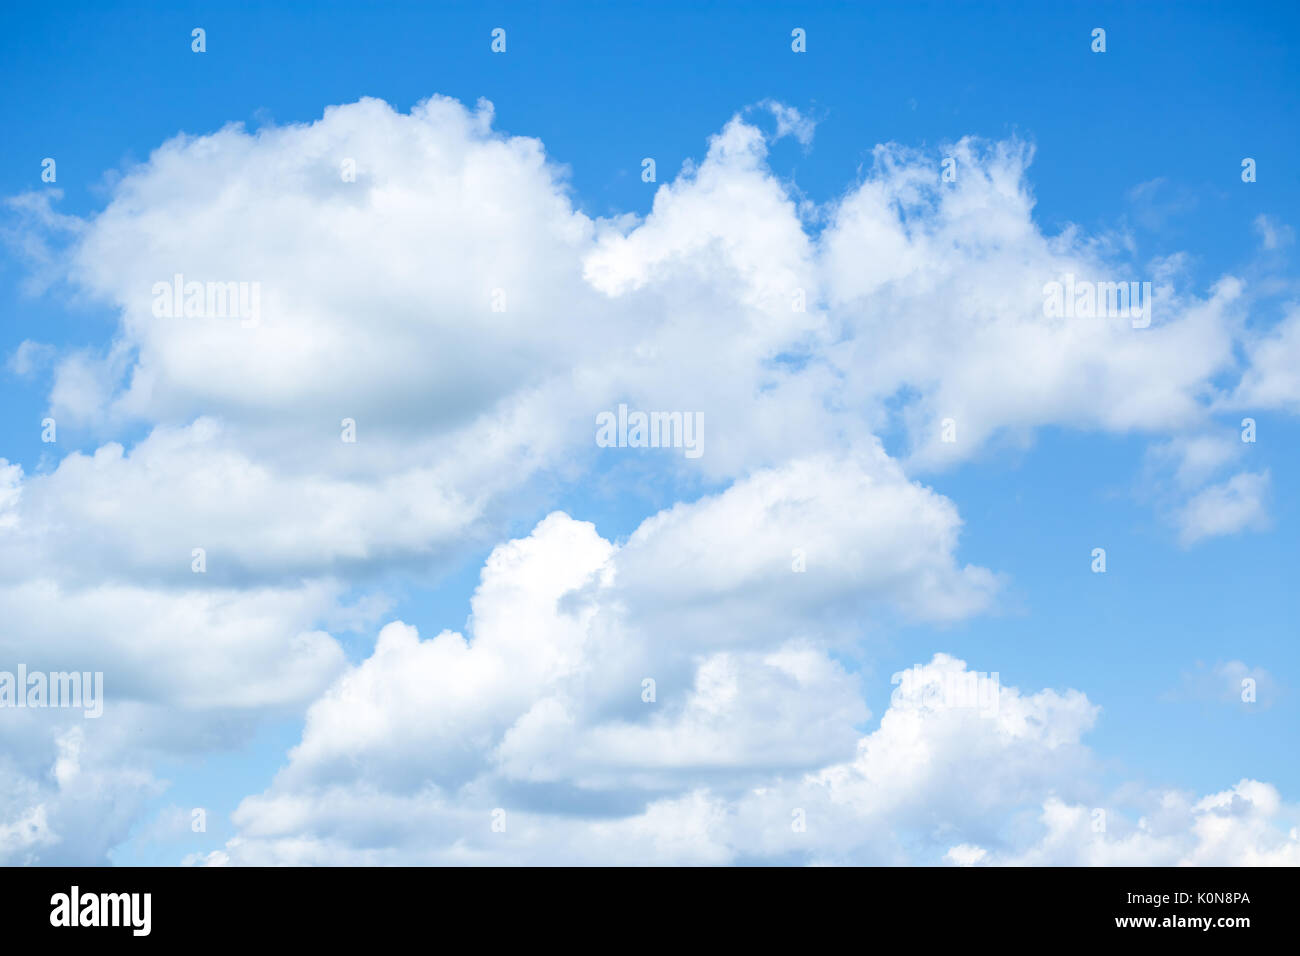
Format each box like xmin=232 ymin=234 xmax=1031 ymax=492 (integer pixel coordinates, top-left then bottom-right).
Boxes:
xmin=1 ymin=1 xmax=1297 ymax=866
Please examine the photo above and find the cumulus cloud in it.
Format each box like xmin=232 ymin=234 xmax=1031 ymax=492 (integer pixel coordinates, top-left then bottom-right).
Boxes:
xmin=967 ymin=780 xmax=1300 ymax=866
xmin=818 ymin=140 xmax=1244 ymax=468
xmin=0 ymin=727 xmax=159 ymax=866
xmin=1 ymin=94 xmax=1295 ymax=864
xmin=220 ymin=634 xmax=1300 ymax=865
xmin=0 ymin=420 xmax=480 ymax=587
xmin=22 ymin=96 xmax=1264 ymax=483
xmin=216 ymin=516 xmax=1296 ymax=866
xmin=244 ymin=469 xmax=983 ymax=803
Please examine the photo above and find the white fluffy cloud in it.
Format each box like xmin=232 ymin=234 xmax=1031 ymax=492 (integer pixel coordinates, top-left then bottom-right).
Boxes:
xmin=217 ymin=516 xmax=1297 ymax=865
xmin=0 ymin=419 xmax=479 ymax=585
xmin=244 ymin=457 xmax=985 ymax=799
xmin=970 ymin=780 xmax=1300 ymax=866
xmin=2 ymin=94 xmax=1295 ymax=864
xmin=818 ymin=140 xmax=1246 ymax=468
